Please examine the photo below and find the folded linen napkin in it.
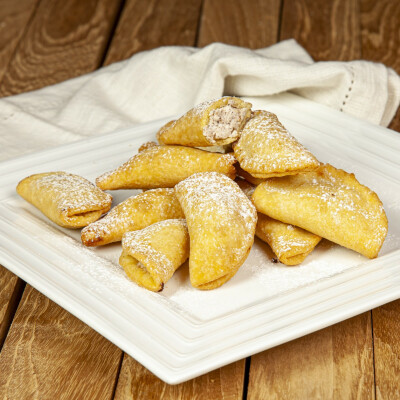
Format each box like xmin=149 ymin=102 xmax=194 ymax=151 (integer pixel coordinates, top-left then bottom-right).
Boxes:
xmin=1 ymin=39 xmax=399 ymax=162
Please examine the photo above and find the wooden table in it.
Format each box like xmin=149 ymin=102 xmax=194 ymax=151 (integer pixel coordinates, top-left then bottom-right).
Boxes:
xmin=0 ymin=0 xmax=399 ymax=398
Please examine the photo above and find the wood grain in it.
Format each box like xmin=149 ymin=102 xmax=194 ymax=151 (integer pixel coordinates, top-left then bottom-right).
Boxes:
xmin=108 ymin=1 xmax=247 ymax=395
xmin=360 ymin=0 xmax=400 ymax=73
xmin=0 ymin=268 xmax=24 ymax=349
xmin=0 ymin=286 xmax=123 ymax=400
xmin=360 ymin=2 xmax=400 ymax=397
xmin=243 ymin=2 xmax=377 ymax=396
xmin=114 ymin=355 xmax=245 ymax=400
xmin=104 ymin=0 xmax=203 ymax=65
xmin=372 ymin=301 xmax=400 ymax=399
xmin=360 ymin=0 xmax=400 ymax=132
xmin=0 ymin=0 xmax=39 ymax=84
xmin=0 ymin=1 xmax=126 ymax=397
xmin=247 ymin=314 xmax=375 ymax=399
xmin=0 ymin=0 xmax=123 ymax=96
xmin=198 ymin=0 xmax=282 ymax=48
xmin=280 ymin=0 xmax=361 ymax=61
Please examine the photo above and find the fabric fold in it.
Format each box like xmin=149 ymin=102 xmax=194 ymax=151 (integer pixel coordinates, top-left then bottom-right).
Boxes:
xmin=1 ymin=40 xmax=399 ymax=162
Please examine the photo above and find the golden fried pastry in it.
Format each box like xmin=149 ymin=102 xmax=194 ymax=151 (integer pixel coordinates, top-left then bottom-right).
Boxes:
xmin=138 ymin=141 xmax=158 ymax=152
xmin=236 ymin=177 xmax=321 ymax=265
xmin=233 ymin=110 xmax=320 ymax=178
xmin=157 ymin=97 xmax=252 ymax=147
xmin=235 ymin=164 xmax=266 ymax=186
xmin=256 ymin=213 xmax=321 ymax=266
xmin=81 ymin=188 xmax=184 ymax=246
xmin=175 ymin=172 xmax=257 ymax=290
xmin=16 ymin=172 xmax=112 ymax=228
xmin=252 ymin=164 xmax=388 ymax=259
xmin=120 ymin=219 xmax=189 ymax=292
xmin=96 ymin=145 xmax=236 ymax=190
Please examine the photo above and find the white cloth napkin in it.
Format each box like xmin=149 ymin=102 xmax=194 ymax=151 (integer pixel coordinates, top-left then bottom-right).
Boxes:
xmin=1 ymin=39 xmax=399 ymax=162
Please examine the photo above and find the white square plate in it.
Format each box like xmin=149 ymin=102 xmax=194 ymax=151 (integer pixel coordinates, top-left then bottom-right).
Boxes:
xmin=1 ymin=93 xmax=400 ymax=384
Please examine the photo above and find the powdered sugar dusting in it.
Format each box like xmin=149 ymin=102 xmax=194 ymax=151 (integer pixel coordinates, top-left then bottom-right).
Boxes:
xmin=254 ymin=164 xmax=388 ymax=255
xmin=19 ymin=172 xmax=112 ymax=216
xmin=176 ymin=172 xmax=257 ymax=229
xmin=192 ymin=99 xmax=217 ymax=116
xmin=96 ymin=146 xmax=237 ymax=189
xmin=81 ymin=188 xmax=183 ymax=245
xmin=122 ymin=219 xmax=187 ymax=279
xmin=175 ymin=172 xmax=257 ymax=254
xmin=235 ymin=111 xmax=319 ymax=176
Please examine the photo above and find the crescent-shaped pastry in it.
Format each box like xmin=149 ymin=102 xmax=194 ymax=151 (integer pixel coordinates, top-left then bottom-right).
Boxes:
xmin=233 ymin=110 xmax=320 ymax=178
xmin=81 ymin=188 xmax=184 ymax=246
xmin=120 ymin=219 xmax=189 ymax=292
xmin=175 ymin=172 xmax=257 ymax=290
xmin=252 ymin=164 xmax=388 ymax=259
xmin=16 ymin=172 xmax=112 ymax=228
xmin=96 ymin=145 xmax=236 ymax=190
xmin=235 ymin=178 xmax=321 ymax=265
xmin=157 ymin=97 xmax=252 ymax=147
xmin=256 ymin=213 xmax=322 ymax=266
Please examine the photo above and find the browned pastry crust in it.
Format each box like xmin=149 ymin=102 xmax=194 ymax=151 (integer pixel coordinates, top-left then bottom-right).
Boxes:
xmin=233 ymin=110 xmax=320 ymax=178
xmin=81 ymin=188 xmax=184 ymax=246
xmin=157 ymin=97 xmax=252 ymax=147
xmin=16 ymin=172 xmax=112 ymax=228
xmin=120 ymin=219 xmax=189 ymax=292
xmin=175 ymin=172 xmax=257 ymax=290
xmin=252 ymin=164 xmax=388 ymax=259
xmin=96 ymin=145 xmax=237 ymax=190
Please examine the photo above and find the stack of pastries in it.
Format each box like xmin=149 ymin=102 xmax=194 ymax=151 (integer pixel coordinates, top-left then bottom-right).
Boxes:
xmin=16 ymin=97 xmax=388 ymax=292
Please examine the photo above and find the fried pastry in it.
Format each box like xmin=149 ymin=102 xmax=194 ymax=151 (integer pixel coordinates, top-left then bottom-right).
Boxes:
xmin=138 ymin=141 xmax=158 ymax=152
xmin=16 ymin=172 xmax=112 ymax=228
xmin=252 ymin=164 xmax=388 ymax=259
xmin=81 ymin=188 xmax=184 ymax=246
xmin=96 ymin=145 xmax=236 ymax=190
xmin=175 ymin=172 xmax=257 ymax=290
xmin=236 ymin=177 xmax=321 ymax=265
xmin=233 ymin=110 xmax=320 ymax=178
xmin=120 ymin=219 xmax=189 ymax=292
xmin=157 ymin=97 xmax=252 ymax=147
xmin=256 ymin=213 xmax=321 ymax=266
xmin=235 ymin=164 xmax=266 ymax=186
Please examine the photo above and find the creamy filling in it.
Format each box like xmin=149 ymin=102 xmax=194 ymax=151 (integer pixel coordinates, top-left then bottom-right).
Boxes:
xmin=203 ymin=102 xmax=248 ymax=142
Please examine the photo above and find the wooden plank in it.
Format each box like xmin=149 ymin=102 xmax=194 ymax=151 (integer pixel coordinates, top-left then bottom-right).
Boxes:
xmin=0 ymin=286 xmax=122 ymax=399
xmin=372 ymin=301 xmax=400 ymax=399
xmin=0 ymin=0 xmax=39 ymax=345
xmin=0 ymin=0 xmax=125 ymax=396
xmin=108 ymin=0 xmax=246 ymax=395
xmin=360 ymin=1 xmax=400 ymax=397
xmin=114 ymin=355 xmax=245 ymax=400
xmin=0 ymin=0 xmax=123 ymax=96
xmin=198 ymin=0 xmax=281 ymax=48
xmin=0 ymin=0 xmax=39 ymax=83
xmin=0 ymin=268 xmax=24 ymax=349
xmin=247 ymin=1 xmax=377 ymax=398
xmin=247 ymin=314 xmax=375 ymax=399
xmin=280 ymin=0 xmax=360 ymax=61
xmin=360 ymin=0 xmax=400 ymax=72
xmin=360 ymin=0 xmax=400 ymax=132
xmin=104 ymin=0 xmax=203 ymax=65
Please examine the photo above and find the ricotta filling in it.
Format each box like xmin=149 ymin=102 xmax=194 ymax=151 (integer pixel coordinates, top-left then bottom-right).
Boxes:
xmin=203 ymin=102 xmax=247 ymax=142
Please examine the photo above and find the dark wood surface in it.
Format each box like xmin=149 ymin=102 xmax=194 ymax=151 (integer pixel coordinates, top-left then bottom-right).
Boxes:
xmin=0 ymin=0 xmax=399 ymax=398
